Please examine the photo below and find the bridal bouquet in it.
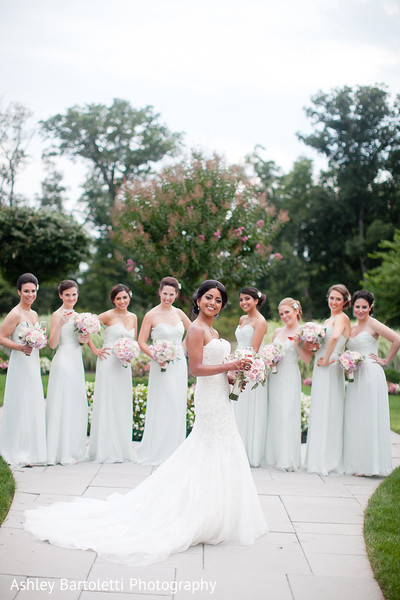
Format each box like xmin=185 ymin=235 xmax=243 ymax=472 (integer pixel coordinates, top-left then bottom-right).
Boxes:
xmin=18 ymin=322 xmax=47 ymax=350
xmin=73 ymin=312 xmax=101 ymax=336
xmin=225 ymin=349 xmax=267 ymax=401
xmin=338 ymin=350 xmax=365 ymax=382
xmin=149 ymin=339 xmax=179 ymax=372
xmin=261 ymin=342 xmax=285 ymax=374
xmin=298 ymin=322 xmax=326 ymax=347
xmin=113 ymin=337 xmax=140 ymax=368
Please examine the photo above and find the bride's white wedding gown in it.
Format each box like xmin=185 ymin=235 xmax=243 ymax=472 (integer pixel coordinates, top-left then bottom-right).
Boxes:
xmin=24 ymin=338 xmax=267 ymax=566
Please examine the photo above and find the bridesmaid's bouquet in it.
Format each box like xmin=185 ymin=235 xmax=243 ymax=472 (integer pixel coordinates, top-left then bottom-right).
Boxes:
xmin=73 ymin=312 xmax=101 ymax=336
xmin=113 ymin=337 xmax=140 ymax=368
xmin=261 ymin=342 xmax=285 ymax=374
xmin=338 ymin=350 xmax=365 ymax=382
xmin=298 ymin=322 xmax=325 ymax=348
xmin=225 ymin=349 xmax=267 ymax=401
xmin=18 ymin=322 xmax=48 ymax=351
xmin=149 ymin=339 xmax=179 ymax=372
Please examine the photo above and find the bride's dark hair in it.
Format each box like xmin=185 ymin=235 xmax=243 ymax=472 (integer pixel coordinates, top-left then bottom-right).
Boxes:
xmin=192 ymin=280 xmax=228 ymax=315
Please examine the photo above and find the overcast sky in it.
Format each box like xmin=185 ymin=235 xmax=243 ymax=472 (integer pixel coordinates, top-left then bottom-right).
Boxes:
xmin=1 ymin=0 xmax=400 ymax=204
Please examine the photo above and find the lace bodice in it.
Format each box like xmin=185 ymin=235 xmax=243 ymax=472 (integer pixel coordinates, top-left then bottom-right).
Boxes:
xmin=194 ymin=338 xmax=236 ymax=440
xmin=151 ymin=322 xmax=184 ymax=345
xmin=104 ymin=323 xmax=135 ymax=346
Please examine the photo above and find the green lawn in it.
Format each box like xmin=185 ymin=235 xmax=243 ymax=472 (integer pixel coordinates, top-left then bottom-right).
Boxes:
xmin=0 ymin=456 xmax=15 ymax=525
xmin=364 ymin=466 xmax=400 ymax=600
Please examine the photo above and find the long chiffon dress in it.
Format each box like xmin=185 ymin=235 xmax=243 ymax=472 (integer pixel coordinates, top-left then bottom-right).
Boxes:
xmin=0 ymin=323 xmax=47 ymax=467
xmin=306 ymin=327 xmax=346 ymax=475
xmin=24 ymin=338 xmax=267 ymax=566
xmin=89 ymin=324 xmax=135 ymax=463
xmin=46 ymin=321 xmax=88 ymax=465
xmin=263 ymin=339 xmax=301 ymax=470
xmin=135 ymin=321 xmax=187 ymax=466
xmin=343 ymin=332 xmax=392 ymax=476
xmin=233 ymin=325 xmax=268 ymax=467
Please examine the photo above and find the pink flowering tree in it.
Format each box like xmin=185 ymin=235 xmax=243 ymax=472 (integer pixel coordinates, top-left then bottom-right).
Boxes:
xmin=113 ymin=152 xmax=287 ymax=307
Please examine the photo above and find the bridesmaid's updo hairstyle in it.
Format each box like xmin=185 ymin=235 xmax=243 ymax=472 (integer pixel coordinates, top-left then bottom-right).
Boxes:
xmin=278 ymin=297 xmax=303 ymax=321
xmin=17 ymin=273 xmax=38 ymax=290
xmin=326 ymin=284 xmax=351 ymax=309
xmin=58 ymin=280 xmax=79 ymax=295
xmin=352 ymin=289 xmax=375 ymax=315
xmin=240 ymin=286 xmax=266 ymax=308
xmin=110 ymin=284 xmax=132 ymax=303
xmin=159 ymin=276 xmax=180 ymax=292
xmin=192 ymin=280 xmax=228 ymax=315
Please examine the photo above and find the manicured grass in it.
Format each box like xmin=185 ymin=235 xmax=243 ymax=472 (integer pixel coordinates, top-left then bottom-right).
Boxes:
xmin=389 ymin=394 xmax=400 ymax=434
xmin=0 ymin=456 xmax=15 ymax=525
xmin=364 ymin=466 xmax=400 ymax=600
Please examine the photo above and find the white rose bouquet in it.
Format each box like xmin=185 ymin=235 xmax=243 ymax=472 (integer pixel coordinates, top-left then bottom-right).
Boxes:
xmin=73 ymin=312 xmax=101 ymax=335
xmin=338 ymin=350 xmax=364 ymax=382
xmin=225 ymin=349 xmax=267 ymax=401
xmin=18 ymin=322 xmax=48 ymax=351
xmin=149 ymin=339 xmax=179 ymax=372
xmin=113 ymin=337 xmax=140 ymax=368
xmin=261 ymin=342 xmax=285 ymax=374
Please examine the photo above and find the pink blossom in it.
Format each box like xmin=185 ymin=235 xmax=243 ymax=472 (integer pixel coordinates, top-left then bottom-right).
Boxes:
xmin=256 ymin=219 xmax=264 ymax=227
xmin=241 ymin=236 xmax=249 ymax=242
xmin=274 ymin=253 xmax=283 ymax=260
xmin=213 ymin=230 xmax=221 ymax=239
xmin=255 ymin=243 xmax=262 ymax=252
xmin=198 ymin=234 xmax=205 ymax=241
xmin=127 ymin=259 xmax=135 ymax=272
xmin=144 ymin=277 xmax=152 ymax=286
xmin=303 ymin=378 xmax=313 ymax=386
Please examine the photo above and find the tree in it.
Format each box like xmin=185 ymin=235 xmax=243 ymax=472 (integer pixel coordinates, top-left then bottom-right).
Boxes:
xmin=40 ymin=98 xmax=183 ymax=232
xmin=365 ymin=229 xmax=400 ymax=326
xmin=113 ymin=152 xmax=287 ymax=308
xmin=0 ymin=101 xmax=33 ymax=206
xmin=298 ymin=84 xmax=400 ymax=280
xmin=36 ymin=158 xmax=66 ymax=212
xmin=0 ymin=206 xmax=90 ymax=285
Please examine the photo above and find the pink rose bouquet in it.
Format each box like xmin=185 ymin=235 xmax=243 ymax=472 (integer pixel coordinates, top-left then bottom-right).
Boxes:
xmin=338 ymin=350 xmax=364 ymax=382
xmin=18 ymin=322 xmax=47 ymax=350
xmin=73 ymin=312 xmax=101 ymax=335
xmin=261 ymin=342 xmax=285 ymax=374
xmin=225 ymin=349 xmax=267 ymax=400
xmin=149 ymin=339 xmax=179 ymax=372
xmin=298 ymin=322 xmax=325 ymax=347
xmin=113 ymin=337 xmax=140 ymax=368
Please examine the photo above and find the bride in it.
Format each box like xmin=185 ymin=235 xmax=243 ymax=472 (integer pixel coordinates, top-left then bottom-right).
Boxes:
xmin=24 ymin=280 xmax=267 ymax=566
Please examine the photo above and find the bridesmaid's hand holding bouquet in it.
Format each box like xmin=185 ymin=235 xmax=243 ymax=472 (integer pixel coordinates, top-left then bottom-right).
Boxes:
xmin=261 ymin=342 xmax=285 ymax=374
xmin=113 ymin=337 xmax=140 ymax=368
xmin=149 ymin=339 xmax=179 ymax=372
xmin=18 ymin=322 xmax=48 ymax=355
xmin=338 ymin=350 xmax=364 ymax=382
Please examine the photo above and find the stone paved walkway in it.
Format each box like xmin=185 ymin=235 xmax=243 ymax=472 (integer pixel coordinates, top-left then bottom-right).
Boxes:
xmin=1 ymin=419 xmax=399 ymax=599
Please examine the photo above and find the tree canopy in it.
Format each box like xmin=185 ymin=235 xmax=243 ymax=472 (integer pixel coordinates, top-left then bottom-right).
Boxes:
xmin=113 ymin=152 xmax=287 ymax=308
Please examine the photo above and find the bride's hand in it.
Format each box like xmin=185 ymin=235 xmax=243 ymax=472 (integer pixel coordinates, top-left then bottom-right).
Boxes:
xmin=234 ymin=358 xmax=252 ymax=371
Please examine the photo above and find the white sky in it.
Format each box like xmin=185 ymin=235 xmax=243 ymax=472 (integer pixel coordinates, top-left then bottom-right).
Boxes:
xmin=1 ymin=0 xmax=400 ymax=206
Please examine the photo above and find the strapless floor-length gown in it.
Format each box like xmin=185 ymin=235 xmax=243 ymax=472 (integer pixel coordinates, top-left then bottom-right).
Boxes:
xmin=0 ymin=322 xmax=47 ymax=467
xmin=135 ymin=322 xmax=188 ymax=466
xmin=306 ymin=327 xmax=346 ymax=475
xmin=46 ymin=321 xmax=88 ymax=465
xmin=24 ymin=339 xmax=267 ymax=566
xmin=343 ymin=332 xmax=392 ymax=476
xmin=263 ymin=339 xmax=301 ymax=470
xmin=89 ymin=324 xmax=135 ymax=463
xmin=233 ymin=325 xmax=268 ymax=467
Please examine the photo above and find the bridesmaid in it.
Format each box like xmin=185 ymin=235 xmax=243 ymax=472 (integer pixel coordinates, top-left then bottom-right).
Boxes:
xmin=0 ymin=273 xmax=46 ymax=467
xmin=233 ymin=286 xmax=268 ymax=467
xmin=306 ymin=284 xmax=351 ymax=475
xmin=262 ymin=298 xmax=312 ymax=471
xmin=135 ymin=277 xmax=191 ymax=466
xmin=46 ymin=280 xmax=88 ymax=465
xmin=343 ymin=290 xmax=400 ymax=476
xmin=88 ymin=284 xmax=138 ymax=463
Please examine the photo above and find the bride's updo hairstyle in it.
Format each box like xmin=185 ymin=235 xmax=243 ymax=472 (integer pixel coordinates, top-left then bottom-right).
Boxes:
xmin=192 ymin=280 xmax=228 ymax=316
xmin=159 ymin=276 xmax=180 ymax=292
xmin=58 ymin=280 xmax=79 ymax=295
xmin=240 ymin=286 xmax=266 ymax=308
xmin=278 ymin=297 xmax=303 ymax=321
xmin=351 ymin=289 xmax=375 ymax=315
xmin=17 ymin=273 xmax=39 ymax=290
xmin=110 ymin=284 xmax=132 ymax=303
xmin=326 ymin=284 xmax=351 ymax=309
